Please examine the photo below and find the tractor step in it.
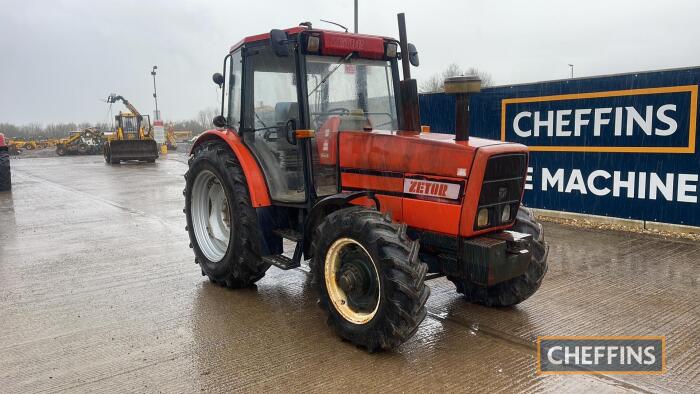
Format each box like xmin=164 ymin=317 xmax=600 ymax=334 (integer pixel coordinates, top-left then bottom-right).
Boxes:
xmin=263 ymin=254 xmax=300 ymax=270
xmin=273 ymin=228 xmax=303 ymax=242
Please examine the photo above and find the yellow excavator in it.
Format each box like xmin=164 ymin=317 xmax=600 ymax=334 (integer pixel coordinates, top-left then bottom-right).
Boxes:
xmin=104 ymin=94 xmax=159 ymax=164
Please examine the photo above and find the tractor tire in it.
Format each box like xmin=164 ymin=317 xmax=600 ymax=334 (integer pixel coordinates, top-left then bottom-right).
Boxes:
xmin=104 ymin=145 xmax=118 ymax=164
xmin=310 ymin=207 xmax=430 ymax=351
xmin=56 ymin=145 xmax=66 ymax=156
xmin=184 ymin=140 xmax=270 ymax=288
xmin=448 ymin=207 xmax=549 ymax=307
xmin=0 ymin=151 xmax=11 ymax=192
xmin=78 ymin=144 xmax=88 ymax=154
xmin=24 ymin=143 xmax=34 ymax=150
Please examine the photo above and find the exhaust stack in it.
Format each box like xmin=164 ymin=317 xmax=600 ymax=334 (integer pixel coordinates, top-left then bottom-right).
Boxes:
xmin=444 ymin=75 xmax=481 ymax=141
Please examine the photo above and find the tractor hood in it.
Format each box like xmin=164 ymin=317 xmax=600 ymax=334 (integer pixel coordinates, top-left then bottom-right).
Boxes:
xmin=338 ymin=130 xmax=528 ymax=179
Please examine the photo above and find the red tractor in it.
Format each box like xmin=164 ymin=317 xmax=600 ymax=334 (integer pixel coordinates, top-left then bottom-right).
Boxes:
xmin=0 ymin=132 xmax=11 ymax=192
xmin=184 ymin=15 xmax=548 ymax=351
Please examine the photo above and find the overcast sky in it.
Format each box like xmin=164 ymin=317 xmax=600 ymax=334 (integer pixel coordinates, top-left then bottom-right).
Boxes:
xmin=1 ymin=0 xmax=699 ymax=125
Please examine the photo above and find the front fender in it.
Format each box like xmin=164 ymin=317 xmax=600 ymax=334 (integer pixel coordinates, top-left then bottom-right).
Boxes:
xmin=302 ymin=191 xmax=380 ymax=258
xmin=191 ymin=129 xmax=271 ymax=207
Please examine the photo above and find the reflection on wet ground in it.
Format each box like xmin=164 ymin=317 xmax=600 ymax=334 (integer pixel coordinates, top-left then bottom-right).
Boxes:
xmin=1 ymin=155 xmax=697 ymax=392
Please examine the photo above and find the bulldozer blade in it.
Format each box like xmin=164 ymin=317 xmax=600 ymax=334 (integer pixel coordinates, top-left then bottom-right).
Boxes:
xmin=108 ymin=140 xmax=159 ymax=162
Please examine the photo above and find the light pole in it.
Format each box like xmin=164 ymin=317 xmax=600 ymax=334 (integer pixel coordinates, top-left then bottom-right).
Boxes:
xmin=354 ymin=0 xmax=358 ymax=33
xmin=568 ymin=64 xmax=574 ymax=79
xmin=151 ymin=65 xmax=159 ymax=120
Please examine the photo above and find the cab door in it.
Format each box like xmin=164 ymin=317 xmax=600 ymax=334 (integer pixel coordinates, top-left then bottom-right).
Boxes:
xmin=240 ymin=43 xmax=305 ymax=203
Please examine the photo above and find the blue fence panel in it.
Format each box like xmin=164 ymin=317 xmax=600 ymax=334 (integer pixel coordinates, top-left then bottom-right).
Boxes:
xmin=419 ymin=67 xmax=700 ymax=226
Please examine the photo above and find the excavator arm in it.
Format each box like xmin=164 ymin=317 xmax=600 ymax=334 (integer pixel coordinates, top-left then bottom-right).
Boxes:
xmin=106 ymin=94 xmax=142 ymax=119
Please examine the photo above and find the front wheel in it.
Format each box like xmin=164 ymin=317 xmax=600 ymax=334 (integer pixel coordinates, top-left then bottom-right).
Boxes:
xmin=184 ymin=141 xmax=270 ymax=288
xmin=448 ymin=207 xmax=549 ymax=307
xmin=310 ymin=207 xmax=430 ymax=351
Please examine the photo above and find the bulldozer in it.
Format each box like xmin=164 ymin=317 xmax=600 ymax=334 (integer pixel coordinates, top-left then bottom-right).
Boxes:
xmin=103 ymin=94 xmax=159 ymax=164
xmin=184 ymin=15 xmax=548 ymax=351
xmin=56 ymin=128 xmax=104 ymax=156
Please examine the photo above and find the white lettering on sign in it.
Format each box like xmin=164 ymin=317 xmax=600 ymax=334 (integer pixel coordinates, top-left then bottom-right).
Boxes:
xmin=403 ymin=179 xmax=461 ymax=200
xmin=512 ymin=105 xmax=678 ymax=138
xmin=538 ymin=168 xmax=698 ymax=203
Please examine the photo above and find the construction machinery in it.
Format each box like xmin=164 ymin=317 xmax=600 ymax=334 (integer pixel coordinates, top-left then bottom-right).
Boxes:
xmin=10 ymin=138 xmax=37 ymax=151
xmin=165 ymin=124 xmax=178 ymax=150
xmin=0 ymin=133 xmax=11 ymax=191
xmin=103 ymin=94 xmax=159 ymax=164
xmin=56 ymin=128 xmax=105 ymax=156
xmin=184 ymin=16 xmax=548 ymax=351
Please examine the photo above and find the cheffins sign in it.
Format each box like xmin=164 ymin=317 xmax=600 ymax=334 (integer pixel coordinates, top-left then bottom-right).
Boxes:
xmin=501 ymin=86 xmax=697 ymax=153
xmin=419 ymin=67 xmax=700 ymax=227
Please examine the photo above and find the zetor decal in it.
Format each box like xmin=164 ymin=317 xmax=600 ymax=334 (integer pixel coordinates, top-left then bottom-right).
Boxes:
xmin=404 ymin=178 xmax=461 ymax=200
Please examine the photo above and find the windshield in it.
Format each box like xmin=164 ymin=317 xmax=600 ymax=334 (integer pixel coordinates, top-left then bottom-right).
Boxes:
xmin=121 ymin=116 xmax=138 ymax=132
xmin=306 ymin=55 xmax=398 ymax=131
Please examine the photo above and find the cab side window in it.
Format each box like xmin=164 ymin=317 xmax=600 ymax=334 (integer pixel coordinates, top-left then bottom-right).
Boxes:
xmin=242 ymin=44 xmax=304 ymax=203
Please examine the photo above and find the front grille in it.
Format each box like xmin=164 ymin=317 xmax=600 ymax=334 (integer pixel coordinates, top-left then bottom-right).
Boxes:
xmin=474 ymin=153 xmax=527 ymax=230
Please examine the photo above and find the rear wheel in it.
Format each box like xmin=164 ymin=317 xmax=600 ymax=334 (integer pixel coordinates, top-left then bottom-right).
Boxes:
xmin=310 ymin=207 xmax=430 ymax=351
xmin=184 ymin=141 xmax=270 ymax=287
xmin=448 ymin=207 xmax=549 ymax=307
xmin=56 ymin=145 xmax=66 ymax=156
xmin=0 ymin=150 xmax=11 ymax=192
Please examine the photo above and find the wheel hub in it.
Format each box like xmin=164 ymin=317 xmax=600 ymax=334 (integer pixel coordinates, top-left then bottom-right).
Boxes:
xmin=191 ymin=170 xmax=231 ymax=262
xmin=338 ymin=264 xmax=368 ymax=295
xmin=324 ymin=238 xmax=381 ymax=325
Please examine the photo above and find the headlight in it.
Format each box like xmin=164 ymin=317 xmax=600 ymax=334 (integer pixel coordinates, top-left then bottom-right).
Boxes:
xmin=385 ymin=42 xmax=398 ymax=58
xmin=501 ymin=204 xmax=511 ymax=223
xmin=477 ymin=208 xmax=489 ymax=228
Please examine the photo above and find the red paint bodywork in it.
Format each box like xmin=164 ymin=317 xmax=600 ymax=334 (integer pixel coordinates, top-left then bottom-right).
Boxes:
xmin=0 ymin=133 xmax=6 ymax=147
xmin=320 ymin=31 xmax=385 ymax=59
xmin=231 ymin=26 xmax=390 ymax=60
xmin=337 ymin=130 xmax=528 ymax=237
xmin=191 ymin=129 xmax=271 ymax=207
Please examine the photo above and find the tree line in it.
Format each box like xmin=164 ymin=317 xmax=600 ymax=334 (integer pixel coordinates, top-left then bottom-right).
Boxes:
xmin=0 ymin=108 xmax=218 ymax=140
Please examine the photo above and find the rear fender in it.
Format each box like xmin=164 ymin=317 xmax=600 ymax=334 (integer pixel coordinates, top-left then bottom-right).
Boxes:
xmin=191 ymin=129 xmax=271 ymax=207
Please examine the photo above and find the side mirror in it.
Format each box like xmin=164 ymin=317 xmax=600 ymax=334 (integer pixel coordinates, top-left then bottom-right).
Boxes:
xmin=213 ymin=115 xmax=227 ymax=128
xmin=270 ymin=29 xmax=289 ymax=57
xmin=407 ymin=43 xmax=419 ymax=67
xmin=212 ymin=73 xmax=224 ymax=87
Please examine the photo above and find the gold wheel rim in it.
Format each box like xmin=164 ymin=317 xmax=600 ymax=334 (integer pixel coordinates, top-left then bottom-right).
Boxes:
xmin=324 ymin=238 xmax=380 ymax=325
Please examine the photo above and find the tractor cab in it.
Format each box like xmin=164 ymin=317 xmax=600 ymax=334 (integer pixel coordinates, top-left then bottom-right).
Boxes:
xmin=214 ymin=26 xmax=407 ymax=205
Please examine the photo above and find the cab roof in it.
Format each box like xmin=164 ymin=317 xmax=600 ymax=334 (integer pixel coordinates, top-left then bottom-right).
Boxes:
xmin=230 ymin=26 xmax=395 ymax=60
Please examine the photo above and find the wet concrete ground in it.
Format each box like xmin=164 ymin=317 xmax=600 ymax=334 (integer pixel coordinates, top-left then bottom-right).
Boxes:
xmin=1 ymin=155 xmax=698 ymax=393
